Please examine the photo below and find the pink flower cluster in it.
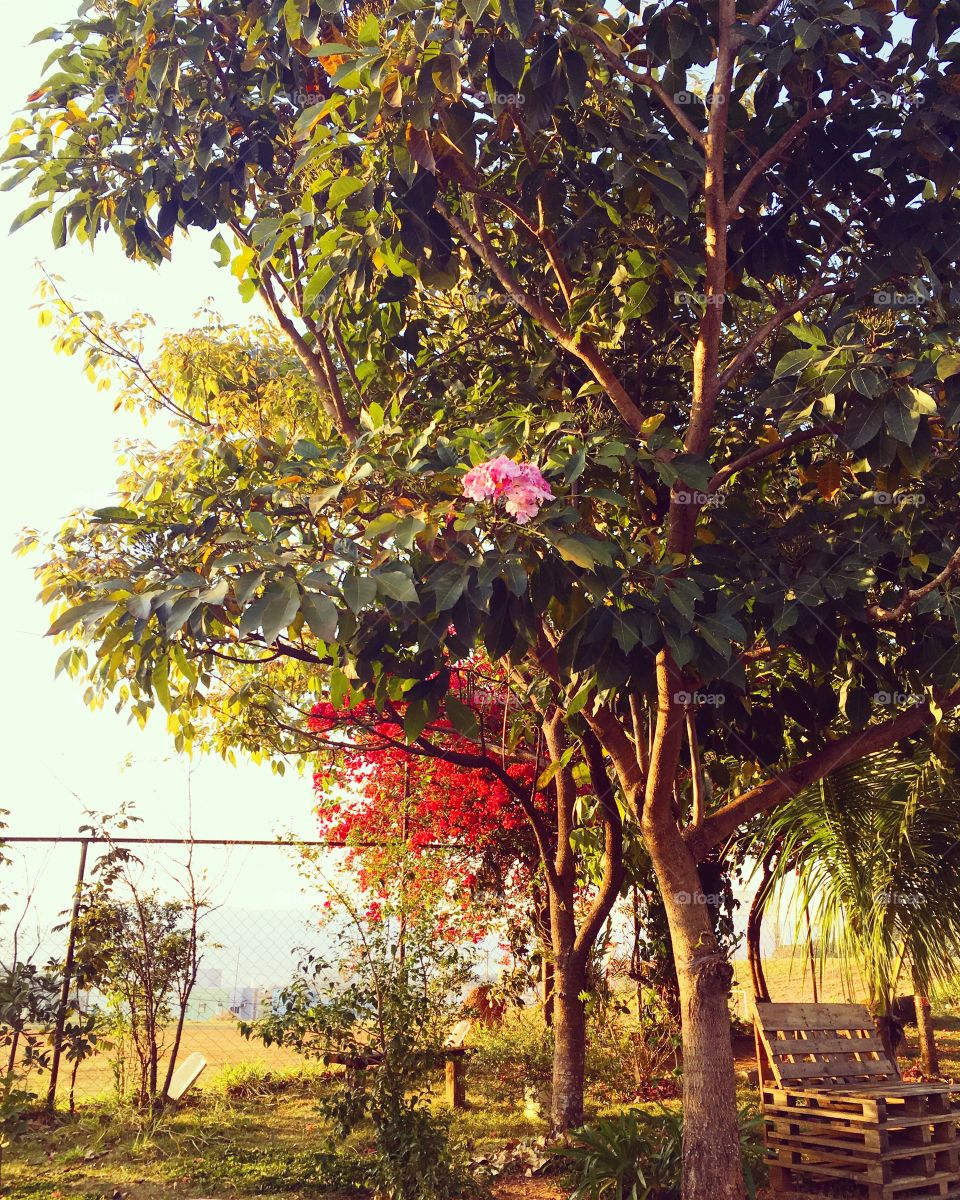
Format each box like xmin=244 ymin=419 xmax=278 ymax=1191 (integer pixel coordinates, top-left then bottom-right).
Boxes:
xmin=461 ymin=455 xmax=554 ymax=524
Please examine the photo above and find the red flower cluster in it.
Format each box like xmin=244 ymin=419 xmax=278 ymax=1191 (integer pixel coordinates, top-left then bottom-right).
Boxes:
xmin=308 ymin=676 xmax=542 ymax=940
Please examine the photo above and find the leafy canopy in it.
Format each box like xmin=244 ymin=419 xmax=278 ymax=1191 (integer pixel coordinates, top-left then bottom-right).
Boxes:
xmin=9 ymin=0 xmax=960 ymax=847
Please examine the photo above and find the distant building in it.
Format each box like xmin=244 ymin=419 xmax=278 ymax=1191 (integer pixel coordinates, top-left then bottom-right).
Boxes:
xmin=184 ymin=986 xmax=230 ymax=1021
xmin=228 ymin=986 xmax=272 ymax=1020
xmin=194 ymin=967 xmax=224 ymax=989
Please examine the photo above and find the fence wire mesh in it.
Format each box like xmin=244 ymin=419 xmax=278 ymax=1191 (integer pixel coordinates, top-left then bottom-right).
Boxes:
xmin=0 ymin=836 xmax=419 ymax=1101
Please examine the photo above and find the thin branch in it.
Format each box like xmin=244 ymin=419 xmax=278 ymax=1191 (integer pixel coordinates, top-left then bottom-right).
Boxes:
xmin=867 ymin=546 xmax=960 ymax=624
xmin=715 ymin=283 xmax=849 ymax=390
xmin=708 ymin=424 xmax=839 ymax=492
xmin=567 ymin=24 xmax=706 ymax=149
xmin=438 ymin=196 xmax=647 ymax=435
xmin=728 ymin=86 xmax=866 ymax=216
xmin=686 ymin=711 xmax=706 ymax=829
xmin=573 ymin=731 xmax=626 ymax=961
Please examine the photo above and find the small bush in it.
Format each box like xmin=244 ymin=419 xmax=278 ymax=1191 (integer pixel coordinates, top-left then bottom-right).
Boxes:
xmin=469 ymin=1009 xmax=554 ymax=1106
xmin=559 ymin=1103 xmax=765 ymax=1200
xmin=585 ymin=987 xmax=681 ymax=1105
xmin=209 ymin=1060 xmax=331 ymax=1100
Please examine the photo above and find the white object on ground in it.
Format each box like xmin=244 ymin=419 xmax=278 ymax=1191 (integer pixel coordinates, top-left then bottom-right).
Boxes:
xmin=166 ymin=1052 xmax=207 ymax=1101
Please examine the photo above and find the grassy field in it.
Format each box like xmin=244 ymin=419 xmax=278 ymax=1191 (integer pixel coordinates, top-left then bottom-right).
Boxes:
xmin=6 ymin=965 xmax=958 ymax=1200
xmin=19 ymin=1020 xmax=312 ymax=1101
xmin=1 ymin=1072 xmax=557 ymax=1200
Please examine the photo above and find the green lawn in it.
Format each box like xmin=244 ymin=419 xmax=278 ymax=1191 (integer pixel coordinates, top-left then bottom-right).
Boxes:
xmin=4 ymin=993 xmax=958 ymax=1200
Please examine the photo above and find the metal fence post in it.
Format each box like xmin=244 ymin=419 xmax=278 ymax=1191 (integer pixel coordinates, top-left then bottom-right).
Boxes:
xmin=45 ymin=838 xmax=88 ymax=1111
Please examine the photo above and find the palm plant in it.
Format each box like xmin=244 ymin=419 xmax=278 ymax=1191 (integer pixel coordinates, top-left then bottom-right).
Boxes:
xmin=739 ymin=734 xmax=960 ymax=1072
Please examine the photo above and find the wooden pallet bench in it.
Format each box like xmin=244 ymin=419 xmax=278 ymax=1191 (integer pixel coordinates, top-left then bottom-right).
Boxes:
xmin=755 ymin=1002 xmax=959 ymax=1200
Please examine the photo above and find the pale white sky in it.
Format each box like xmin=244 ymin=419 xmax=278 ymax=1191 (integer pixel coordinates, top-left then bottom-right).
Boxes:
xmin=0 ymin=4 xmax=320 ymax=922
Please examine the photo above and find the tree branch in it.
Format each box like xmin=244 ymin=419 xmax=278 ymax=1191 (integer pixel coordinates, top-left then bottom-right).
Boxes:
xmin=437 ymin=196 xmax=647 ymax=435
xmin=573 ymin=730 xmax=626 ymax=962
xmin=567 ymin=24 xmax=707 ymax=149
xmin=708 ymin=424 xmax=839 ymax=492
xmin=715 ymin=283 xmax=850 ymax=390
xmin=688 ymin=690 xmax=960 ymax=858
xmin=867 ymin=546 xmax=960 ymax=623
xmin=728 ymin=87 xmax=863 ymax=216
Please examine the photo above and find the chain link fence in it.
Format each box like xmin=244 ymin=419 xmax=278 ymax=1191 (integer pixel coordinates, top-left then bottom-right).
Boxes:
xmin=0 ymin=836 xmax=409 ymax=1101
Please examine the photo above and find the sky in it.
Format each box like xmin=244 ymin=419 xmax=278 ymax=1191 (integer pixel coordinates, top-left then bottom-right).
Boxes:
xmin=0 ymin=3 xmax=321 ymax=929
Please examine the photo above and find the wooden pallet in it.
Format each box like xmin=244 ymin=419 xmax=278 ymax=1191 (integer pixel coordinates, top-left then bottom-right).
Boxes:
xmin=755 ymin=1003 xmax=960 ymax=1200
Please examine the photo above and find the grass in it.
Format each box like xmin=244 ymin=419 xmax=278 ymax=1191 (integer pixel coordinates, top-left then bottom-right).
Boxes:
xmin=0 ymin=1071 xmax=554 ymax=1200
xmin=4 ymin=983 xmax=959 ymax=1200
xmin=12 ymin=1020 xmax=315 ymax=1101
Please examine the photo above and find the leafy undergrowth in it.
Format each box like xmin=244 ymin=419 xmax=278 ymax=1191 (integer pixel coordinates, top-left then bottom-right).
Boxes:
xmin=4 ymin=1011 xmax=959 ymax=1200
xmin=0 ymin=1079 xmax=562 ymax=1200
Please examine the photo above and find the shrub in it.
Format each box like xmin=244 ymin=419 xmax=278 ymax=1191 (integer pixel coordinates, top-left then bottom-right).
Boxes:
xmin=559 ymin=1103 xmax=765 ymax=1200
xmin=209 ymin=1060 xmax=332 ymax=1100
xmin=585 ymin=987 xmax=681 ymax=1105
xmin=469 ymin=1009 xmax=554 ymax=1106
xmin=242 ymin=908 xmax=478 ymax=1200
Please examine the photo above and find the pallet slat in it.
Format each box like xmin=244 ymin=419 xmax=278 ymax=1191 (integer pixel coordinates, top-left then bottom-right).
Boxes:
xmin=755 ymin=1000 xmax=960 ymax=1199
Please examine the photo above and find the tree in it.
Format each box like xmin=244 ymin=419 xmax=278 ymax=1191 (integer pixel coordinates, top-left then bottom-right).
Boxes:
xmin=244 ymin=892 xmax=474 ymax=1200
xmin=70 ymin=813 xmax=207 ymax=1109
xmin=12 ymin=0 xmax=960 ymax=1193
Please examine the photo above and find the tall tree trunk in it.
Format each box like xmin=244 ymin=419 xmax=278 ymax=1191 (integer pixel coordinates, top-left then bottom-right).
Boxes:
xmin=551 ymin=955 xmax=587 ymax=1130
xmin=645 ymin=814 xmax=744 ymax=1199
xmin=745 ymin=874 xmax=771 ymax=1003
xmin=913 ymin=968 xmax=939 ymax=1074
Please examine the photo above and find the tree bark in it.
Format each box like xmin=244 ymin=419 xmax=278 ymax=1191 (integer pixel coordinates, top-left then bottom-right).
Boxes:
xmin=637 ymin=657 xmax=745 ymax=1200
xmin=746 ymin=849 xmax=776 ymax=1003
xmin=913 ymin=971 xmax=939 ymax=1074
xmin=541 ymin=957 xmax=555 ymax=1028
xmin=551 ymin=956 xmax=587 ymax=1130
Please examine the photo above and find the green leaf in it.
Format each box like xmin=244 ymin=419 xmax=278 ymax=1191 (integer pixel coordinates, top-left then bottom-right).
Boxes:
xmin=445 ymin=694 xmax=479 ymax=739
xmin=555 ymin=537 xmax=596 ymax=569
xmin=884 ymin=397 xmax=920 ymax=445
xmin=342 ymin=574 xmax=377 ymax=613
xmin=404 ymin=698 xmax=432 ymax=743
xmin=773 ymin=347 xmax=822 ymax=378
xmin=260 ymin=577 xmax=300 ymax=643
xmin=429 ymin=567 xmax=468 ymax=612
xmin=92 ymin=506 xmax=139 ymax=523
xmin=936 ymin=353 xmax=960 ymax=381
xmin=374 ymin=570 xmax=418 ymax=603
xmin=166 ymin=595 xmax=201 ymax=635
xmin=301 ymin=591 xmax=338 ymax=641
xmin=844 ymin=403 xmax=883 ymax=449
xmin=10 ymin=201 xmax=50 ymax=233
xmin=46 ymin=599 xmax=114 ymax=636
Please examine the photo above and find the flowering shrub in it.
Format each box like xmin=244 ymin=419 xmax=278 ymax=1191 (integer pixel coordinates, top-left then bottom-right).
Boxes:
xmin=461 ymin=455 xmax=553 ymax=523
xmin=309 ymin=674 xmax=546 ymax=944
